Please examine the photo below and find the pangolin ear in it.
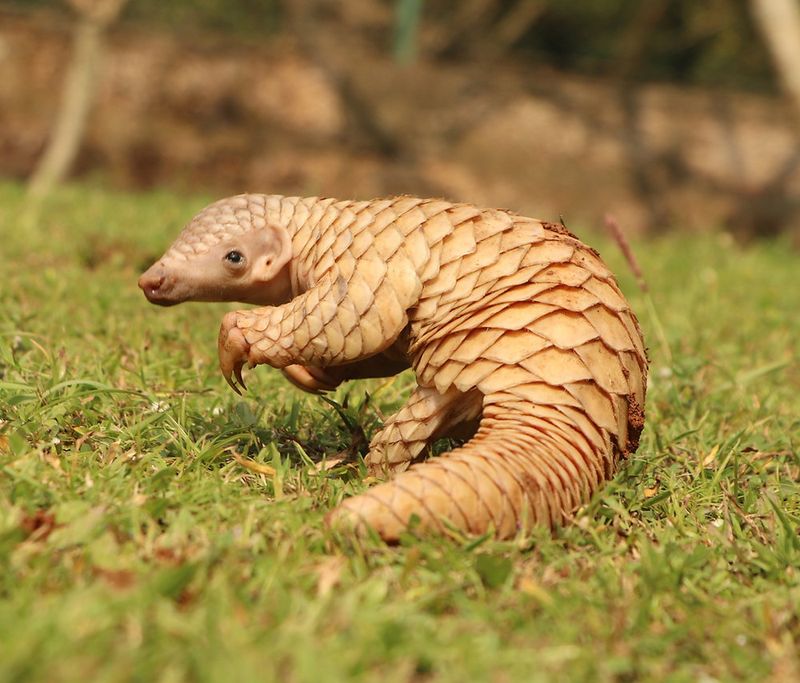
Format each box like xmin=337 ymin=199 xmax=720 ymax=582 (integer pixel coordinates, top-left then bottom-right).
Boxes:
xmin=253 ymin=225 xmax=292 ymax=283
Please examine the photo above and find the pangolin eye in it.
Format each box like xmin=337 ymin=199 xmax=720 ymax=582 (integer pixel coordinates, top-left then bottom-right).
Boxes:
xmin=225 ymin=250 xmax=244 ymax=264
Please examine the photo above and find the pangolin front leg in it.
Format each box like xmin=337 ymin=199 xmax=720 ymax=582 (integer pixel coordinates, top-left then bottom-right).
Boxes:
xmin=218 ymin=263 xmax=419 ymax=391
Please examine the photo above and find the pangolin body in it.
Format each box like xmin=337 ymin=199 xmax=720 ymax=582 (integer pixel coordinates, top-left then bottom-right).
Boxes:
xmin=140 ymin=194 xmax=648 ymax=541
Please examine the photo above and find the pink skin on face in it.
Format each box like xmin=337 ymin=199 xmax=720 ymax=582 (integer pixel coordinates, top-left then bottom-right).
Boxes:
xmin=138 ymin=227 xmax=294 ymax=307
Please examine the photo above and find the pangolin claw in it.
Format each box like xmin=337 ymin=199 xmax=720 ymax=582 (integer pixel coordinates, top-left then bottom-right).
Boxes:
xmin=218 ymin=312 xmax=251 ymax=395
xmin=224 ymin=371 xmax=242 ymax=395
xmin=234 ymin=362 xmax=247 ymax=392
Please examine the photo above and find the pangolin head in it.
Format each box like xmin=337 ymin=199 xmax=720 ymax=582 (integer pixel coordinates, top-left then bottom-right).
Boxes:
xmin=138 ymin=194 xmax=294 ymax=307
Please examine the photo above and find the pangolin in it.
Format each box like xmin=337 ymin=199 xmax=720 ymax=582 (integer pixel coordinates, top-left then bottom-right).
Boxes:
xmin=139 ymin=194 xmax=647 ymax=541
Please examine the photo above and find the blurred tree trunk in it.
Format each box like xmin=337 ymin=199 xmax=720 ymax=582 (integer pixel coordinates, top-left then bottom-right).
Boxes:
xmin=750 ymin=0 xmax=800 ymax=125
xmin=27 ymin=0 xmax=127 ymax=198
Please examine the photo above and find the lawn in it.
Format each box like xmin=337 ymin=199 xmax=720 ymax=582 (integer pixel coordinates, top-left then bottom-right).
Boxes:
xmin=1 ymin=181 xmax=798 ymax=682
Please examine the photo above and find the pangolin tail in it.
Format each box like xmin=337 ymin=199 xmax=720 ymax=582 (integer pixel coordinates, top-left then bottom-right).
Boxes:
xmin=327 ymin=392 xmax=621 ymax=541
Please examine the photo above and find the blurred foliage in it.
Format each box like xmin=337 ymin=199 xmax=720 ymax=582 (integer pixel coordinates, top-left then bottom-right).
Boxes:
xmin=9 ymin=0 xmax=282 ymax=38
xmin=520 ymin=0 xmax=771 ymax=90
xmin=5 ymin=0 xmax=774 ymax=91
xmin=123 ymin=0 xmax=281 ymax=37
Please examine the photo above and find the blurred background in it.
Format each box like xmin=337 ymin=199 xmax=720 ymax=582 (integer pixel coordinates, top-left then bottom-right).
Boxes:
xmin=2 ymin=0 xmax=800 ymax=238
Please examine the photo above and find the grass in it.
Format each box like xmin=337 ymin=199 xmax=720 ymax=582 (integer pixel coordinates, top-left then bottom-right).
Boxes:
xmin=1 ymin=180 xmax=799 ymax=682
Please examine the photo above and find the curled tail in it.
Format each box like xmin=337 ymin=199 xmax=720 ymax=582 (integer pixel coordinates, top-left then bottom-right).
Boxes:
xmin=328 ymin=387 xmax=641 ymax=541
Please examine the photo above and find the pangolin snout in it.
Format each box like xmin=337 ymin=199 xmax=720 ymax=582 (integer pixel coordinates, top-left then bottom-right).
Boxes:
xmin=138 ymin=264 xmax=179 ymax=306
